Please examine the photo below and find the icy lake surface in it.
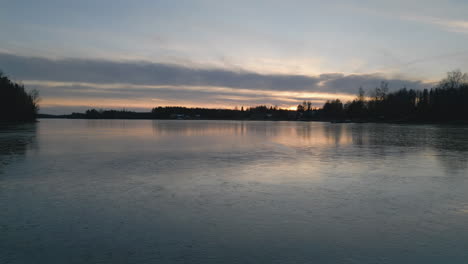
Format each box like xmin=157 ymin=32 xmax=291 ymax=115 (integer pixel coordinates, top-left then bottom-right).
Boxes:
xmin=1 ymin=119 xmax=468 ymax=263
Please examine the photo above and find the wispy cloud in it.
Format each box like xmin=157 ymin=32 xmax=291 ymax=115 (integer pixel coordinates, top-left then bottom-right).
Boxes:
xmin=350 ymin=5 xmax=468 ymax=34
xmin=402 ymin=14 xmax=468 ymax=34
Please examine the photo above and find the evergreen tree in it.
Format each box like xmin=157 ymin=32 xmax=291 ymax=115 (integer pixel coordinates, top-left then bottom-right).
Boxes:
xmin=0 ymin=72 xmax=39 ymax=122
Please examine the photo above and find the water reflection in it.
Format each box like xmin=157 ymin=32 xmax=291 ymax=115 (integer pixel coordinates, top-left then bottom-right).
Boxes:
xmin=354 ymin=124 xmax=468 ymax=173
xmin=148 ymin=121 xmax=468 ymax=173
xmin=1 ymin=120 xmax=467 ymax=184
xmin=151 ymin=121 xmax=279 ymax=139
xmin=149 ymin=120 xmax=468 ymax=148
xmin=2 ymin=120 xmax=468 ymax=264
xmin=0 ymin=123 xmax=37 ymax=170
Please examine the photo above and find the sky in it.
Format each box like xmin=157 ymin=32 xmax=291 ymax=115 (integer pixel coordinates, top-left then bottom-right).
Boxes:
xmin=1 ymin=0 xmax=468 ymax=114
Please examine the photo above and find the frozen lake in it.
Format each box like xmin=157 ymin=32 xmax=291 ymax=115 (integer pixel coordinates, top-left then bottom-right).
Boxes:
xmin=1 ymin=119 xmax=468 ymax=263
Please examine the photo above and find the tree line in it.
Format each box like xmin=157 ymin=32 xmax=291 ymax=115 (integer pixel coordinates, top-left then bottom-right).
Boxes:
xmin=67 ymin=105 xmax=297 ymax=120
xmin=299 ymin=70 xmax=468 ymax=123
xmin=0 ymin=72 xmax=39 ymax=122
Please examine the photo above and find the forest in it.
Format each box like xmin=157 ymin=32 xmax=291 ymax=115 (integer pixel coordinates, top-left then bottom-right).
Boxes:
xmin=301 ymin=70 xmax=468 ymax=123
xmin=0 ymin=72 xmax=39 ymax=122
xmin=64 ymin=105 xmax=297 ymax=120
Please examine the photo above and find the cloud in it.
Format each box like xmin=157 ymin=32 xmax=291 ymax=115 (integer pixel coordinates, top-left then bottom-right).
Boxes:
xmin=0 ymin=52 xmax=322 ymax=92
xmin=0 ymin=53 xmax=429 ymax=93
xmin=402 ymin=14 xmax=468 ymax=34
xmin=0 ymin=53 xmax=432 ymax=114
xmin=353 ymin=6 xmax=468 ymax=35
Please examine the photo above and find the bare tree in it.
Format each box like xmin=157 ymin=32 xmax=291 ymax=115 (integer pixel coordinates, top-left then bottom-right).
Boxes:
xmin=439 ymin=70 xmax=468 ymax=89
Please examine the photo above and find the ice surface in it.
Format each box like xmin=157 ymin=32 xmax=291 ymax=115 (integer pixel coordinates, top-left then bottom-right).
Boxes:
xmin=1 ymin=119 xmax=468 ymax=263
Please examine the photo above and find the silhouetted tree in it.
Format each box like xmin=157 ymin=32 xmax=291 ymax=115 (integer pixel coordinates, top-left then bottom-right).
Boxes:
xmin=297 ymin=104 xmax=305 ymax=112
xmin=427 ymin=70 xmax=468 ymax=121
xmin=0 ymin=72 xmax=39 ymax=122
xmin=306 ymin=101 xmax=312 ymax=112
xmin=367 ymin=81 xmax=389 ymax=119
xmin=322 ymin=99 xmax=344 ymax=119
xmin=319 ymin=70 xmax=468 ymax=123
xmin=344 ymin=87 xmax=367 ymax=119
